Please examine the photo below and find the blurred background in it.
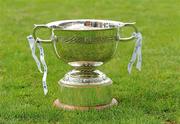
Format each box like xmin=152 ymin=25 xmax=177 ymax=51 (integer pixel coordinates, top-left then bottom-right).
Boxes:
xmin=0 ymin=0 xmax=179 ymax=123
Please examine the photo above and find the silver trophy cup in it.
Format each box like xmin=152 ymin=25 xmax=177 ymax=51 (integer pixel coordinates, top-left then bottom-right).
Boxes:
xmin=28 ymin=19 xmax=142 ymax=110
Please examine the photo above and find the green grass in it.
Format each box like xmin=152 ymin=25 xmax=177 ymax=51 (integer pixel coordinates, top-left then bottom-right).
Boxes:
xmin=0 ymin=0 xmax=180 ymax=123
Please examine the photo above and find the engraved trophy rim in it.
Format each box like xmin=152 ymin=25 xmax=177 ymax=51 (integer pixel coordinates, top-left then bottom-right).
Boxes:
xmin=46 ymin=19 xmax=126 ymax=31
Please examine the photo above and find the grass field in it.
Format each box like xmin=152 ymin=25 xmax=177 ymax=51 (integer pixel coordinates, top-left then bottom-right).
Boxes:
xmin=0 ymin=0 xmax=180 ymax=123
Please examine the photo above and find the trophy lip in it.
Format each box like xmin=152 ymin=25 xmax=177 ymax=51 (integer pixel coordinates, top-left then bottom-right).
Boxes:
xmin=46 ymin=19 xmax=125 ymax=31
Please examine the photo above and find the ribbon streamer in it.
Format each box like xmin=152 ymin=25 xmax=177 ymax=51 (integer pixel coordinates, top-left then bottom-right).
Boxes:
xmin=27 ymin=35 xmax=42 ymax=73
xmin=128 ymin=32 xmax=142 ymax=74
xmin=27 ymin=35 xmax=48 ymax=95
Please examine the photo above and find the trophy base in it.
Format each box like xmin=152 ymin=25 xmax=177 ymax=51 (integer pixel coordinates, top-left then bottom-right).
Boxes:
xmin=53 ymin=98 xmax=118 ymax=110
xmin=55 ymin=69 xmax=117 ymax=110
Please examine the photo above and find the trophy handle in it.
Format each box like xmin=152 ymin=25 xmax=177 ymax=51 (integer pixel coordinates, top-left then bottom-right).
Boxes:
xmin=118 ymin=22 xmax=138 ymax=41
xmin=33 ymin=24 xmax=52 ymax=43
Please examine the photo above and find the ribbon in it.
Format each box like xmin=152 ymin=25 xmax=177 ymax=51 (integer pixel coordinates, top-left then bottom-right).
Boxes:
xmin=128 ymin=32 xmax=142 ymax=74
xmin=27 ymin=35 xmax=48 ymax=95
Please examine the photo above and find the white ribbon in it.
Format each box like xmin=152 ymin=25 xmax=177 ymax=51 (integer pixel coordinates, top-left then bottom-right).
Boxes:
xmin=27 ymin=35 xmax=43 ymax=73
xmin=128 ymin=32 xmax=142 ymax=74
xmin=27 ymin=35 xmax=48 ymax=95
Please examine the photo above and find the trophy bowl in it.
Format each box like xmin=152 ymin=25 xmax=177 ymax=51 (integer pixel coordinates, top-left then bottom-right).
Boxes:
xmin=31 ymin=19 xmax=139 ymax=110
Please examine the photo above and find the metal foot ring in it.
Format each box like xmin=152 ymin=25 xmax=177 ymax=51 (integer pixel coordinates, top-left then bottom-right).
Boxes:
xmin=53 ymin=98 xmax=118 ymax=111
